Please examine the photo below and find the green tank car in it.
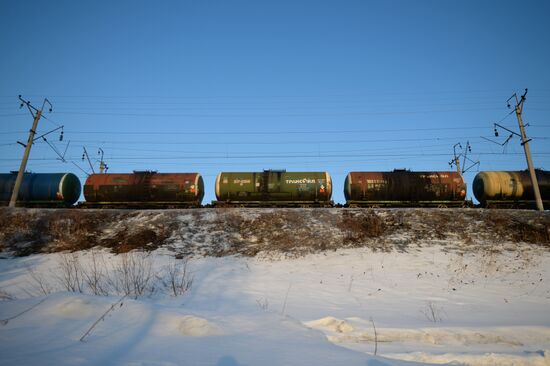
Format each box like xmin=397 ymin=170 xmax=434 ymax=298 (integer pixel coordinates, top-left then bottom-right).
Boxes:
xmin=214 ymin=170 xmax=332 ymax=207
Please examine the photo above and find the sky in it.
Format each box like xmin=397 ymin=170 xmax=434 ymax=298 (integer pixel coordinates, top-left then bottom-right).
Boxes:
xmin=1 ymin=0 xmax=549 ymax=204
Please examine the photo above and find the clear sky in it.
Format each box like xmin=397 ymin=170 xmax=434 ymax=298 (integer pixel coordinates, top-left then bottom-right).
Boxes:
xmin=1 ymin=0 xmax=549 ymax=204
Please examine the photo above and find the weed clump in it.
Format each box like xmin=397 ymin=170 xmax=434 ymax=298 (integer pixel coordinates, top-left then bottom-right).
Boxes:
xmin=338 ymin=210 xmax=386 ymax=244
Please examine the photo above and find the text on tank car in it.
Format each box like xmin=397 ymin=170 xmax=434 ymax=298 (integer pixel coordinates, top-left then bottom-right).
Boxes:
xmin=419 ymin=174 xmax=448 ymax=179
xmin=365 ymin=179 xmax=387 ymax=184
xmin=285 ymin=178 xmax=322 ymax=184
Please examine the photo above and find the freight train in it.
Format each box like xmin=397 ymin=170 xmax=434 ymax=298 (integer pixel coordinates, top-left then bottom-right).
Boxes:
xmin=1 ymin=169 xmax=548 ymax=209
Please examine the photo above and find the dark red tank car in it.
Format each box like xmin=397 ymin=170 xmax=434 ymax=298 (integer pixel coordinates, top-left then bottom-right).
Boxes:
xmin=344 ymin=170 xmax=466 ymax=207
xmin=83 ymin=171 xmax=204 ymax=208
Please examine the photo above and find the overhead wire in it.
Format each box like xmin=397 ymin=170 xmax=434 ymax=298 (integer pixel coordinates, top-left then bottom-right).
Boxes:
xmin=3 ymin=88 xmax=549 ymax=99
xmin=39 ymin=106 xmax=508 ymax=118
xmin=1 ymin=151 xmax=549 ymax=162
xmin=5 ymin=125 xmax=545 ymax=135
xmin=12 ymin=135 xmax=545 ymax=145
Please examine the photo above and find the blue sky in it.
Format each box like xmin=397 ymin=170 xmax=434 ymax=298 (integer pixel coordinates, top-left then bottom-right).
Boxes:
xmin=1 ymin=0 xmax=549 ymax=204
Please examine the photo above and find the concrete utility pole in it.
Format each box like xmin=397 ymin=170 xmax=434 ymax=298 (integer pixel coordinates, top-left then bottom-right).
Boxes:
xmin=511 ymin=89 xmax=544 ymax=211
xmin=9 ymin=96 xmax=52 ymax=207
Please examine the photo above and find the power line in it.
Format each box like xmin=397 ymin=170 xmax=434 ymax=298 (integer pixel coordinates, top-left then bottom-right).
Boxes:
xmin=11 ymin=135 xmax=546 ymax=145
xmin=39 ymin=106 xmax=507 ymax=118
xmin=2 ymin=125 xmax=540 ymax=135
xmin=1 ymin=123 xmax=548 ymax=136
xmin=3 ymin=99 xmax=543 ymax=111
xmin=1 ymin=151 xmax=549 ymax=162
xmin=2 ymin=89 xmax=549 ymax=99
xmin=60 ymin=142 xmax=457 ymax=155
xmin=0 ymin=113 xmax=27 ymax=117
xmin=41 ymin=114 xmax=62 ymax=128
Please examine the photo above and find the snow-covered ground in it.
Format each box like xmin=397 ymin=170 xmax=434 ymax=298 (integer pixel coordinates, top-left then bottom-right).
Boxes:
xmin=1 ymin=244 xmax=549 ymax=365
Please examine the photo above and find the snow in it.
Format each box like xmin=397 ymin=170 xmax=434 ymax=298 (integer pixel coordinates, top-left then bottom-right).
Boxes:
xmin=1 ymin=244 xmax=550 ymax=365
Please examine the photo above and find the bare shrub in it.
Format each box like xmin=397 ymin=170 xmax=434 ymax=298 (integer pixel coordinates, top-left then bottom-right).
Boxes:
xmin=26 ymin=266 xmax=54 ymax=296
xmin=54 ymin=253 xmax=85 ymax=293
xmin=109 ymin=252 xmax=154 ymax=299
xmin=82 ymin=249 xmax=109 ymax=296
xmin=256 ymin=297 xmax=269 ymax=311
xmin=421 ymin=301 xmax=446 ymax=323
xmin=163 ymin=258 xmax=193 ymax=297
xmin=19 ymin=250 xmax=197 ymax=300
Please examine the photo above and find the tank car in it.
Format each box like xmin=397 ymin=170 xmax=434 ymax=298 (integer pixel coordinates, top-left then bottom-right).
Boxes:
xmin=214 ymin=170 xmax=332 ymax=207
xmin=344 ymin=170 xmax=466 ymax=207
xmin=0 ymin=172 xmax=81 ymax=207
xmin=83 ymin=171 xmax=204 ymax=208
xmin=473 ymin=170 xmax=550 ymax=208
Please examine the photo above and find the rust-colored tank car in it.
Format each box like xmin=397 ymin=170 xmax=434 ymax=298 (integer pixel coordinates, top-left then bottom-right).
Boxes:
xmin=83 ymin=171 xmax=204 ymax=208
xmin=473 ymin=170 xmax=550 ymax=208
xmin=344 ymin=170 xmax=466 ymax=207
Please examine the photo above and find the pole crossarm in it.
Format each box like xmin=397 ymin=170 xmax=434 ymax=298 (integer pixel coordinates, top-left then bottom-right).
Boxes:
xmin=494 ymin=123 xmax=521 ymax=138
xmin=32 ymin=125 xmax=64 ymax=143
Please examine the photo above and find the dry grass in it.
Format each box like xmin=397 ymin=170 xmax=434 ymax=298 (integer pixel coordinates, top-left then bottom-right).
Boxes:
xmin=338 ymin=210 xmax=386 ymax=243
xmin=1 ymin=207 xmax=549 ymax=257
xmin=0 ymin=209 xmax=178 ymax=256
xmin=21 ymin=250 xmax=194 ymax=300
xmin=489 ymin=214 xmax=550 ymax=245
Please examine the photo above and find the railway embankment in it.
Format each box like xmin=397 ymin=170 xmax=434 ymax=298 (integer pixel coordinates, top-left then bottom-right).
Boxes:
xmin=1 ymin=208 xmax=549 ymax=257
